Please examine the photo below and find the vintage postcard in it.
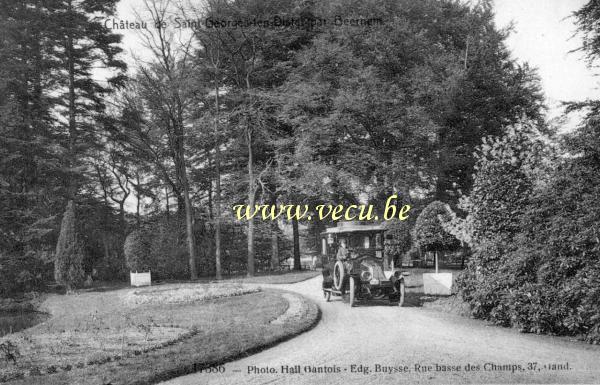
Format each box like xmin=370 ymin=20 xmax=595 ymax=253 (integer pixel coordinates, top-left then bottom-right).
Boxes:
xmin=1 ymin=0 xmax=600 ymax=384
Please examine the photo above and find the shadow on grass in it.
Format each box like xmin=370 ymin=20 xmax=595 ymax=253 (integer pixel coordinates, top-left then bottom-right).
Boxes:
xmin=0 ymin=311 xmax=50 ymax=337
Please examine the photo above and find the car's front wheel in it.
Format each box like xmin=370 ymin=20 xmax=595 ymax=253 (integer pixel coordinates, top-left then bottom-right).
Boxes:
xmin=397 ymin=280 xmax=405 ymax=307
xmin=333 ymin=260 xmax=345 ymax=291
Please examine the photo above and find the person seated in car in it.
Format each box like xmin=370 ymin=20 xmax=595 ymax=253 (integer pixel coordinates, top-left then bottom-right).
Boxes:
xmin=336 ymin=239 xmax=349 ymax=261
xmin=336 ymin=239 xmax=358 ymax=276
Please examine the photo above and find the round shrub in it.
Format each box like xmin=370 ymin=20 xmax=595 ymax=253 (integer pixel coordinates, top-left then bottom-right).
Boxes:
xmin=414 ymin=201 xmax=459 ymax=253
xmin=124 ymin=228 xmax=152 ymax=272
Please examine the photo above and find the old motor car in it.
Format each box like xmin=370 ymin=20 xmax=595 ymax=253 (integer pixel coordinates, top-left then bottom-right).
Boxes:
xmin=321 ymin=221 xmax=406 ymax=307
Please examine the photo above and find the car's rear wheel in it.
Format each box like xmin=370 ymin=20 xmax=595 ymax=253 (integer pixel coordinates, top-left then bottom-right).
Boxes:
xmin=349 ymin=276 xmax=356 ymax=307
xmin=333 ymin=260 xmax=345 ymax=291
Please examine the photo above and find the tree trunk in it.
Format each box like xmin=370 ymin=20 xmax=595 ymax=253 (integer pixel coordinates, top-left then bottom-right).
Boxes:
xmin=136 ymin=172 xmax=141 ymax=226
xmin=136 ymin=196 xmax=140 ymax=225
xmin=174 ymin=111 xmax=197 ymax=280
xmin=247 ymin=128 xmax=255 ymax=277
xmin=292 ymin=217 xmax=301 ymax=270
xmin=119 ymin=202 xmax=125 ymax=237
xmin=102 ymin=234 xmax=110 ymax=263
xmin=183 ymin=180 xmax=197 ymax=280
xmin=101 ymin=193 xmax=110 ymax=265
xmin=165 ymin=186 xmax=170 ymax=219
xmin=271 ymin=224 xmax=279 ymax=270
xmin=66 ymin=2 xmax=76 ymax=201
xmin=207 ymin=168 xmax=213 ymax=219
xmin=214 ymin=77 xmax=222 ymax=280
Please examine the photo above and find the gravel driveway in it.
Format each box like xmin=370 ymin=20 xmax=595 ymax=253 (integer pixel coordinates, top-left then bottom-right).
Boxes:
xmin=161 ymin=276 xmax=600 ymax=384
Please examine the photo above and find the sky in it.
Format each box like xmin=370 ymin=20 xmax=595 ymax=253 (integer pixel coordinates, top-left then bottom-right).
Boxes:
xmin=493 ymin=0 xmax=600 ymax=118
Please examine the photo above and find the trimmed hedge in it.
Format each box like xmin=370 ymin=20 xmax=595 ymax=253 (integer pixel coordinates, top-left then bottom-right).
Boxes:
xmin=414 ymin=201 xmax=459 ymax=253
xmin=54 ymin=201 xmax=85 ymax=290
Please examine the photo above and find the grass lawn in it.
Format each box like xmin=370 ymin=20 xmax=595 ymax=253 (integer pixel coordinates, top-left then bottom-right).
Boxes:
xmin=1 ymin=283 xmax=319 ymax=385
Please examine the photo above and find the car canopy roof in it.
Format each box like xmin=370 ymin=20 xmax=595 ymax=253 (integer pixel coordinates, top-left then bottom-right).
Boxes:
xmin=320 ymin=223 xmax=385 ymax=235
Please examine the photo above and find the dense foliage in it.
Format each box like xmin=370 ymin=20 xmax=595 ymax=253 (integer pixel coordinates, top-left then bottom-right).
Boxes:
xmin=454 ymin=124 xmax=551 ymax=314
xmin=507 ymin=154 xmax=600 ymax=342
xmin=453 ymin=121 xmax=600 ymax=342
xmin=278 ymin=0 xmax=543 ymax=204
xmin=121 ymin=216 xmax=293 ymax=279
xmin=384 ymin=219 xmax=413 ymax=265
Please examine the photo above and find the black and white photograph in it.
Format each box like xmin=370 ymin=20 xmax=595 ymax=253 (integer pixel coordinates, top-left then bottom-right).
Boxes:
xmin=1 ymin=0 xmax=600 ymax=384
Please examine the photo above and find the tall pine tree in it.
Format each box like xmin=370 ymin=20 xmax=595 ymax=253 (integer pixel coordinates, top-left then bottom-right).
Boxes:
xmin=52 ymin=0 xmax=126 ymax=288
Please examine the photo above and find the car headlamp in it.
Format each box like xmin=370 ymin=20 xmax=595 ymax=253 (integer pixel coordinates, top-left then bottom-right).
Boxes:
xmin=360 ymin=269 xmax=373 ymax=281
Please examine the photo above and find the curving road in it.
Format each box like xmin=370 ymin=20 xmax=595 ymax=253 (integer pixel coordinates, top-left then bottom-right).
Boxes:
xmin=161 ymin=276 xmax=600 ymax=384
